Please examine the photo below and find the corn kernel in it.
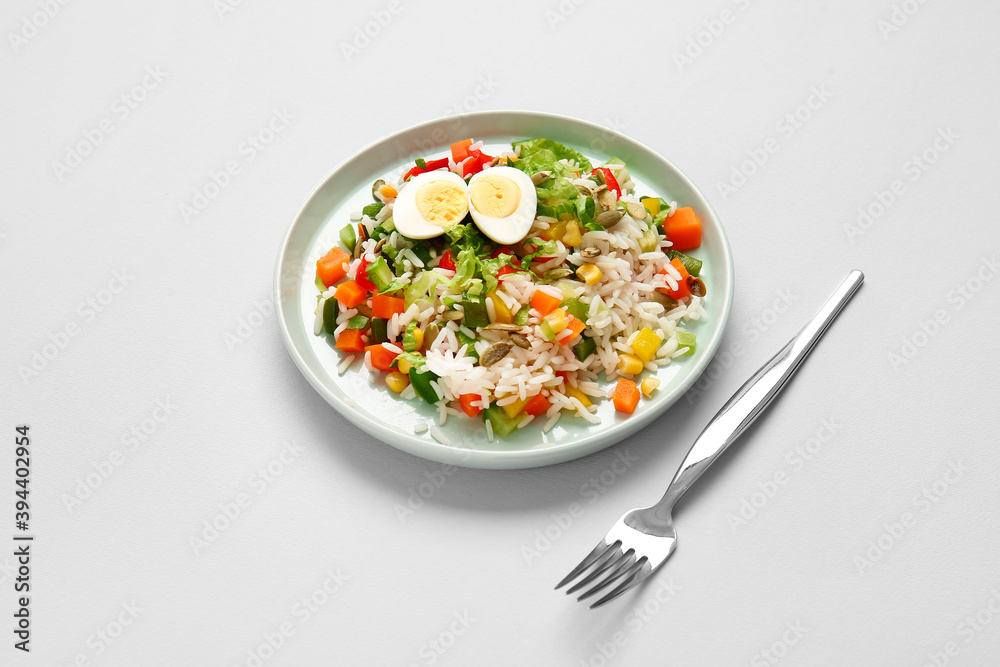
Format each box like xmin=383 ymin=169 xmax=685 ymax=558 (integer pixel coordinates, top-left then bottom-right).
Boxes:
xmin=617 ymin=353 xmax=643 ymax=376
xmin=630 ymin=327 xmax=662 ymax=363
xmin=576 ymin=263 xmax=602 ymax=286
xmin=488 ymin=291 xmax=513 ymax=324
xmin=502 ymin=397 xmax=530 ymax=419
xmin=386 ymin=371 xmax=409 ymax=393
xmin=412 ymin=327 xmax=424 ymax=350
xmin=397 ymin=358 xmax=412 ymax=374
xmin=640 ymin=377 xmax=661 ymax=397
xmin=562 ymin=220 xmax=582 ymax=247
xmin=379 ymin=183 xmax=398 ymax=199
xmin=564 ymin=385 xmax=592 ymax=409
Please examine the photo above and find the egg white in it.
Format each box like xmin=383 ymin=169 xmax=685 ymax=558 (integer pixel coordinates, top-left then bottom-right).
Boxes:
xmin=392 ymin=170 xmax=469 ymax=239
xmin=467 ymin=166 xmax=537 ymax=245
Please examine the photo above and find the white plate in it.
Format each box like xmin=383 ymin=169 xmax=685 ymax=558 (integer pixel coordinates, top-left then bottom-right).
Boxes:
xmin=274 ymin=111 xmax=734 ymax=469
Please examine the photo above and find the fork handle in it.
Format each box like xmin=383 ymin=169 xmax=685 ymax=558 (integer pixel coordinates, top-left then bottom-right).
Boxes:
xmin=654 ymin=270 xmax=864 ymax=517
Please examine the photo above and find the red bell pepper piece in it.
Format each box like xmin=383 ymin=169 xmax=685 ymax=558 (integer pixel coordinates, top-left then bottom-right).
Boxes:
xmin=462 ymin=149 xmax=493 ymax=177
xmin=355 ymin=256 xmax=376 ymax=292
xmin=592 ymin=167 xmax=621 ymax=199
xmin=438 ymin=249 xmax=455 ymax=271
xmin=403 ymin=157 xmax=451 ymax=181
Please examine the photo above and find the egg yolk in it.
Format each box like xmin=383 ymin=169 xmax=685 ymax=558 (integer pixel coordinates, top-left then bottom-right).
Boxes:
xmin=415 ymin=181 xmax=468 ymax=227
xmin=469 ymin=174 xmax=520 ymax=218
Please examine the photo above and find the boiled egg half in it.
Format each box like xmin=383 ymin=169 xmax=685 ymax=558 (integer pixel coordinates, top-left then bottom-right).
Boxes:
xmin=467 ymin=166 xmax=537 ymax=245
xmin=392 ymin=170 xmax=469 ymax=239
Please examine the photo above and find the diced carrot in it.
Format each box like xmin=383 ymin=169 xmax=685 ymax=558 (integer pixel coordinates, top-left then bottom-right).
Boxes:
xmin=531 ymin=288 xmax=562 ymax=317
xmin=523 ymin=393 xmax=551 ymax=417
xmin=558 ymin=316 xmax=586 ymax=344
xmin=657 ymin=258 xmax=691 ymax=300
xmin=334 ymin=280 xmax=366 ymax=308
xmin=316 ymin=246 xmax=350 ymax=287
xmin=451 ymin=138 xmax=472 ymax=163
xmin=365 ymin=344 xmax=399 ymax=371
xmin=459 ymin=393 xmax=483 ymax=418
xmin=663 ymin=207 xmax=702 ymax=251
xmin=613 ymin=378 xmax=640 ymax=414
xmin=371 ymin=293 xmax=406 ymax=319
xmin=336 ymin=329 xmax=365 ymax=353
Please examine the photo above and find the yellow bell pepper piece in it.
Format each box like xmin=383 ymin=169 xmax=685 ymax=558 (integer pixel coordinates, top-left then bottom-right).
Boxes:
xmin=640 ymin=196 xmax=660 ymax=217
xmin=502 ymin=397 xmax=530 ymax=419
xmin=630 ymin=327 xmax=662 ymax=363
xmin=488 ymin=291 xmax=513 ymax=324
xmin=564 ymin=385 xmax=592 ymax=409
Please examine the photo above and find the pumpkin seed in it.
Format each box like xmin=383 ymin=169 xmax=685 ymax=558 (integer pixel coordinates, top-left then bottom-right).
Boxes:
xmin=373 ymin=238 xmax=386 ymax=254
xmin=580 ymin=246 xmax=600 ymax=258
xmin=592 ymin=169 xmax=605 ymax=185
xmin=530 ymin=171 xmax=551 ymax=186
xmin=371 ymin=179 xmax=385 ymax=201
xmin=485 ymin=323 xmax=523 ymax=331
xmin=644 ymin=291 xmax=678 ymax=310
xmin=575 ymin=183 xmax=594 ymax=196
xmin=625 ymin=202 xmax=647 ymax=220
xmin=480 ymin=342 xmax=513 ymax=367
xmin=441 ymin=310 xmax=464 ymax=321
xmin=543 ymin=267 xmax=574 ymax=279
xmin=596 ymin=189 xmax=616 ymax=211
xmin=510 ymin=332 xmax=530 ymax=349
xmin=689 ymin=277 xmax=707 ymax=297
xmin=596 ymin=210 xmax=623 ymax=227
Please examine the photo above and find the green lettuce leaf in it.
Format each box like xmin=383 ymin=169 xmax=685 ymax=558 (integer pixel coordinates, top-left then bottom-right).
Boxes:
xmin=512 ymin=138 xmax=593 ymax=173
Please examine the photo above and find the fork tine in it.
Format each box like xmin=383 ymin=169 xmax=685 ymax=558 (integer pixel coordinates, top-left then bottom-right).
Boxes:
xmin=555 ymin=540 xmax=616 ymax=590
xmin=589 ymin=558 xmax=652 ymax=608
xmin=576 ymin=552 xmax=638 ymax=601
xmin=564 ymin=546 xmax=628 ymax=595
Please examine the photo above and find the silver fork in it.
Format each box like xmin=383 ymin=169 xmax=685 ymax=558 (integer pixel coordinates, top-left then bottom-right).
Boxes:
xmin=557 ymin=270 xmax=864 ymax=607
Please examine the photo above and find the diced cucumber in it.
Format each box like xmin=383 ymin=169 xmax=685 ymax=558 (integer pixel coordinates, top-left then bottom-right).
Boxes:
xmin=483 ymin=404 xmax=523 ymax=438
xmin=573 ymin=336 xmax=596 ymax=362
xmin=322 ymin=297 xmax=339 ymax=334
xmin=666 ymin=250 xmax=702 ymax=277
xmin=370 ymin=318 xmax=389 ymax=344
xmin=462 ymin=291 xmax=489 ymax=328
xmin=408 ymin=368 xmax=440 ymax=405
xmin=366 ymin=256 xmax=394 ymax=291
xmin=676 ymin=331 xmax=696 ymax=355
xmin=513 ymin=305 xmax=531 ymax=326
xmin=339 ymin=224 xmax=356 ymax=252
xmin=411 ymin=243 xmax=432 ymax=265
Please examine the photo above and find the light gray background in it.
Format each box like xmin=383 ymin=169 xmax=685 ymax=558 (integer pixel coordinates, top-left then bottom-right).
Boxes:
xmin=3 ymin=1 xmax=999 ymax=665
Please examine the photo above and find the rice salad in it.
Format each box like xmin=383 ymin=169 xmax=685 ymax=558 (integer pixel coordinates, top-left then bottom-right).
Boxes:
xmin=313 ymin=137 xmax=707 ymax=440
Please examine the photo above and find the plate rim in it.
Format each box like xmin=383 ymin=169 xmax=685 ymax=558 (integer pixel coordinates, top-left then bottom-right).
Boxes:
xmin=274 ymin=110 xmax=735 ymax=469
